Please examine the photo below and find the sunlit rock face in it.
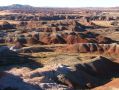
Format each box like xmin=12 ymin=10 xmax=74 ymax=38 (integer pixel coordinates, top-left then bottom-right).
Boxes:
xmin=57 ymin=43 xmax=119 ymax=55
xmin=0 ymin=56 xmax=119 ymax=90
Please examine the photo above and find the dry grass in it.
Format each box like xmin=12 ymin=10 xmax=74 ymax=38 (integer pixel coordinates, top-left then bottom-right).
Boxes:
xmin=0 ymin=20 xmax=20 ymax=25
xmin=106 ymin=32 xmax=119 ymax=42
xmin=103 ymin=11 xmax=119 ymax=17
xmin=0 ymin=10 xmax=19 ymax=15
xmin=29 ymin=49 xmax=119 ymax=67
xmin=92 ymin=21 xmax=113 ymax=27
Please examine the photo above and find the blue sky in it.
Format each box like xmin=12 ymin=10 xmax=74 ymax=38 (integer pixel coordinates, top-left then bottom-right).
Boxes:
xmin=0 ymin=0 xmax=119 ymax=7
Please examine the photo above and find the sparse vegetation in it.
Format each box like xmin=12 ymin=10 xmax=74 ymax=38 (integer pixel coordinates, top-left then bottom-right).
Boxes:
xmin=0 ymin=4 xmax=119 ymax=90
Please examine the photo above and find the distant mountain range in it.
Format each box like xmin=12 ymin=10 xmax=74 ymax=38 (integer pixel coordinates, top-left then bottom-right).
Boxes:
xmin=0 ymin=4 xmax=36 ymax=10
xmin=0 ymin=4 xmax=119 ymax=10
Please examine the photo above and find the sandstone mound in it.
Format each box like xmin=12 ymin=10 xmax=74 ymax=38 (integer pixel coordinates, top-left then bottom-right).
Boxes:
xmin=96 ymin=35 xmax=114 ymax=44
xmin=39 ymin=33 xmax=51 ymax=44
xmin=65 ymin=34 xmax=89 ymax=44
xmin=49 ymin=33 xmax=66 ymax=44
xmin=26 ymin=37 xmax=39 ymax=45
xmin=39 ymin=33 xmax=66 ymax=44
xmin=7 ymin=31 xmax=114 ymax=45
xmin=57 ymin=43 xmax=119 ymax=54
xmin=38 ymin=32 xmax=113 ymax=45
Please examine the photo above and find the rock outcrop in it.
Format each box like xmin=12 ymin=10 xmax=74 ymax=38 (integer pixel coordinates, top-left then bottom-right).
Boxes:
xmin=57 ymin=43 xmax=119 ymax=54
xmin=0 ymin=56 xmax=119 ymax=89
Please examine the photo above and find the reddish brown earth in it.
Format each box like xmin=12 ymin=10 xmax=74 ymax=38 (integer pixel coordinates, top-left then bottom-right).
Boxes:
xmin=94 ymin=79 xmax=119 ymax=90
xmin=0 ymin=5 xmax=119 ymax=90
xmin=17 ymin=32 xmax=113 ymax=45
xmin=65 ymin=34 xmax=89 ymax=44
xmin=57 ymin=43 xmax=119 ymax=55
xmin=0 ymin=56 xmax=119 ymax=90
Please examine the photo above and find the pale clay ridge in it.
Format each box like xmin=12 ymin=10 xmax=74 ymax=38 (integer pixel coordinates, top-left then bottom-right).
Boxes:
xmin=0 ymin=66 xmax=69 ymax=90
xmin=0 ymin=56 xmax=119 ymax=90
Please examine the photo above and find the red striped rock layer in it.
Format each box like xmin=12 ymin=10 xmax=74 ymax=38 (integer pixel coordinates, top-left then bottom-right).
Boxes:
xmin=57 ymin=43 xmax=119 ymax=55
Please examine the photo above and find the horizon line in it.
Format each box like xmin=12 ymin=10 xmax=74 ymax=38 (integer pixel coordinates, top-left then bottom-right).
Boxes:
xmin=0 ymin=4 xmax=119 ymax=8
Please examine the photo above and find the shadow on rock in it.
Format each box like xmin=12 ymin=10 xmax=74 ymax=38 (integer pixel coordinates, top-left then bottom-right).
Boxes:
xmin=69 ymin=56 xmax=119 ymax=89
xmin=0 ymin=47 xmax=43 ymax=70
xmin=0 ymin=72 xmax=42 ymax=90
